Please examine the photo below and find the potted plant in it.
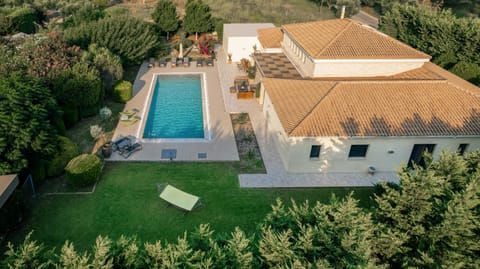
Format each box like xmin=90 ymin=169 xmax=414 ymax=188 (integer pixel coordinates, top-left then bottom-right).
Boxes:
xmin=248 ymin=66 xmax=256 ymax=84
xmin=102 ymin=142 xmax=112 ymax=158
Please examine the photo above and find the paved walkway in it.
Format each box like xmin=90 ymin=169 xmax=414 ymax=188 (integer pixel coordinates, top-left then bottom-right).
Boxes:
xmin=215 ymin=45 xmax=399 ymax=188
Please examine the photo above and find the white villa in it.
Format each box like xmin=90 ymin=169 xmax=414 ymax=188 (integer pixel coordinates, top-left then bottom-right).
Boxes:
xmin=243 ymin=19 xmax=480 ymax=174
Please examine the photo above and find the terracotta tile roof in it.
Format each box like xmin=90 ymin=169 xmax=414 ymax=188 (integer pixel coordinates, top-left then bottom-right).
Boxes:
xmin=257 ymin=27 xmax=283 ymax=48
xmin=282 ymin=19 xmax=431 ymax=59
xmin=264 ymin=78 xmax=480 ymax=137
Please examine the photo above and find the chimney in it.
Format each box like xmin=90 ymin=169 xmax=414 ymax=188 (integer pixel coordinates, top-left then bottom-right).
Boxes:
xmin=340 ymin=5 xmax=346 ymax=19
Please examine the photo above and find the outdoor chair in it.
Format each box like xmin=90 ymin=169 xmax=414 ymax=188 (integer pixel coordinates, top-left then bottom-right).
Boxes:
xmin=120 ymin=142 xmax=143 ymax=158
xmin=156 ymin=183 xmax=202 ymax=213
xmin=183 ymin=57 xmax=190 ymax=67
xmin=112 ymin=136 xmax=132 ymax=152
xmin=171 ymin=58 xmax=177 ymax=67
xmin=196 ymin=58 xmax=203 ymax=67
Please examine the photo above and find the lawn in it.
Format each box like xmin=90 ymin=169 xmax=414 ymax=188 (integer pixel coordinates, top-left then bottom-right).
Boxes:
xmin=5 ymin=162 xmax=375 ymax=251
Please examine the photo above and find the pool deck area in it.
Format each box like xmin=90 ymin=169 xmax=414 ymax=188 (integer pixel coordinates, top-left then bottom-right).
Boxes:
xmin=110 ymin=60 xmax=239 ymax=162
xmin=110 ymin=46 xmax=399 ymax=187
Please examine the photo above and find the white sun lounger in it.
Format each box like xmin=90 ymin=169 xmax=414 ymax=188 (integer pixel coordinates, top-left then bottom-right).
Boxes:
xmin=157 ymin=184 xmax=202 ymax=212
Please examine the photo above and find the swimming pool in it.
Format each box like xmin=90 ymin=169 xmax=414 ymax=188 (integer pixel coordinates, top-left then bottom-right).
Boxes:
xmin=143 ymin=74 xmax=206 ymax=139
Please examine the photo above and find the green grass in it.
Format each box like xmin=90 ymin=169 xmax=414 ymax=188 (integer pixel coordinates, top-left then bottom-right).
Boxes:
xmin=5 ymin=162 xmax=375 ymax=251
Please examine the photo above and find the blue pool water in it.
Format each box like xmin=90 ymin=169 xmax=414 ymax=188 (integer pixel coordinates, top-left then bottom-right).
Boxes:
xmin=143 ymin=75 xmax=204 ymax=138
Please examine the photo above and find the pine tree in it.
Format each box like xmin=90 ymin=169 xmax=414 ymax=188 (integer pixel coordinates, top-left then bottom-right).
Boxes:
xmin=152 ymin=0 xmax=179 ymax=40
xmin=183 ymin=0 xmax=213 ymax=40
xmin=373 ymin=151 xmax=480 ymax=268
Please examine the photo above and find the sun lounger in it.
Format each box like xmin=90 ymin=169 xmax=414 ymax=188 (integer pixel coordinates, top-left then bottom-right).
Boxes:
xmin=119 ymin=108 xmax=139 ymax=117
xmin=120 ymin=115 xmax=140 ymax=126
xmin=157 ymin=183 xmax=202 ymax=212
xmin=183 ymin=57 xmax=189 ymax=67
xmin=206 ymin=57 xmax=213 ymax=66
xmin=159 ymin=58 xmax=167 ymax=67
xmin=120 ymin=142 xmax=142 ymax=158
xmin=148 ymin=58 xmax=155 ymax=68
xmin=196 ymin=58 xmax=203 ymax=67
xmin=112 ymin=136 xmax=132 ymax=152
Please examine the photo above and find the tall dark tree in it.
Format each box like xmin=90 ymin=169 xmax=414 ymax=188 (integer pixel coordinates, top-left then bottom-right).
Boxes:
xmin=183 ymin=0 xmax=213 ymax=40
xmin=258 ymin=196 xmax=378 ymax=268
xmin=0 ymin=73 xmax=59 ymax=174
xmin=373 ymin=151 xmax=480 ymax=268
xmin=152 ymin=0 xmax=179 ymax=40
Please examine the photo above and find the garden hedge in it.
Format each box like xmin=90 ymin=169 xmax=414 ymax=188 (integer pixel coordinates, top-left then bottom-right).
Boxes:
xmin=65 ymin=154 xmax=102 ymax=187
xmin=113 ymin=80 xmax=133 ymax=103
xmin=46 ymin=136 xmax=80 ymax=178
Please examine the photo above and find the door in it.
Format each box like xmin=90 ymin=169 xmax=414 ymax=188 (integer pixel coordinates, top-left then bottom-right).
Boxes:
xmin=408 ymin=144 xmax=435 ymax=168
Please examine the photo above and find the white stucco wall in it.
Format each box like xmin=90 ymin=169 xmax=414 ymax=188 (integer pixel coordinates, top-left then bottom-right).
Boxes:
xmin=282 ymin=33 xmax=428 ymax=78
xmin=263 ymin=91 xmax=480 ymax=174
xmin=284 ymin=136 xmax=480 ymax=173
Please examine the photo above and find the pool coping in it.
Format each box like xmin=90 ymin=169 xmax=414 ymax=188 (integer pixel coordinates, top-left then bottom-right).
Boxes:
xmin=138 ymin=72 xmax=212 ymax=142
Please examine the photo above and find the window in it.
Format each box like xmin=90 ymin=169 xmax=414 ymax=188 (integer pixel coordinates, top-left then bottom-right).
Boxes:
xmin=458 ymin=144 xmax=468 ymax=156
xmin=310 ymin=145 xmax=321 ymax=158
xmin=348 ymin=145 xmax=369 ymax=158
xmin=408 ymin=144 xmax=435 ymax=168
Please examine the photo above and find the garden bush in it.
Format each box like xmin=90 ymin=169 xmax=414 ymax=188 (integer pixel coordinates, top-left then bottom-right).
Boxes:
xmin=99 ymin=106 xmax=112 ymax=121
xmin=450 ymin=61 xmax=480 ymax=83
xmin=113 ymin=80 xmax=133 ymax=103
xmin=45 ymin=136 xmax=80 ymax=178
xmin=65 ymin=154 xmax=102 ymax=187
xmin=62 ymin=107 xmax=79 ymax=128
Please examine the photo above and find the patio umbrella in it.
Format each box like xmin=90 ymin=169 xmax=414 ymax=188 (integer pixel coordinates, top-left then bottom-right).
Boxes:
xmin=179 ymin=43 xmax=183 ymax=58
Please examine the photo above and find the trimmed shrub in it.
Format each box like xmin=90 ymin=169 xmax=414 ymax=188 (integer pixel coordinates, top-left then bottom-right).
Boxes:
xmin=113 ymin=80 xmax=133 ymax=103
xmin=65 ymin=154 xmax=102 ymax=187
xmin=62 ymin=107 xmax=79 ymax=128
xmin=45 ymin=136 xmax=80 ymax=178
